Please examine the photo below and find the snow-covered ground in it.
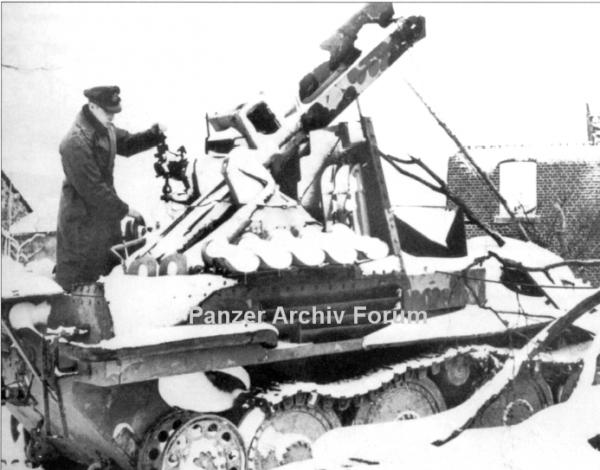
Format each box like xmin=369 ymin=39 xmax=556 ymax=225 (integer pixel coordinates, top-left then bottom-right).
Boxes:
xmin=282 ymin=336 xmax=600 ymax=470
xmin=302 ymin=388 xmax=600 ymax=470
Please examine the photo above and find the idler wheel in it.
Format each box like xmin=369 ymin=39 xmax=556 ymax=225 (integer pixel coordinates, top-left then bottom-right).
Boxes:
xmin=473 ymin=370 xmax=553 ymax=427
xmin=138 ymin=410 xmax=245 ymax=470
xmin=353 ymin=376 xmax=446 ymax=424
xmin=239 ymin=395 xmax=341 ymax=470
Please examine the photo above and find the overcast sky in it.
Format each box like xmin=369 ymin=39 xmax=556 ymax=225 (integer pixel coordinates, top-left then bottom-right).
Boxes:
xmin=2 ymin=2 xmax=599 ymax=220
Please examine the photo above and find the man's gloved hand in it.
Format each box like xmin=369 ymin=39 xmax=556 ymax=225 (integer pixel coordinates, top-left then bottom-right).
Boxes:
xmin=127 ymin=207 xmax=145 ymax=225
xmin=122 ymin=208 xmax=147 ymax=242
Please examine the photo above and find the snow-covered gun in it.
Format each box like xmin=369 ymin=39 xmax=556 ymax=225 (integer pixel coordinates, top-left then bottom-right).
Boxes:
xmin=126 ymin=3 xmax=425 ymax=274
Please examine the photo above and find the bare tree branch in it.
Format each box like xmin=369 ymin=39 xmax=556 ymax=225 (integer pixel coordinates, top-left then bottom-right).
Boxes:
xmin=486 ymin=251 xmax=600 ymax=274
xmin=552 ymin=202 xmax=567 ymax=256
xmin=406 ymin=81 xmax=532 ymax=242
xmin=458 ymin=250 xmax=600 ymax=276
xmin=2 ymin=63 xmax=58 ymax=72
xmin=379 ymin=151 xmax=505 ymax=246
xmin=433 ymin=289 xmax=600 ymax=446
xmin=461 ymin=273 xmax=510 ymax=329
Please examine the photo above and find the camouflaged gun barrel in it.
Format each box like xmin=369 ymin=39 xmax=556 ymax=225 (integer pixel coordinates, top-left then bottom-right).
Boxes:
xmin=298 ymin=6 xmax=425 ymax=132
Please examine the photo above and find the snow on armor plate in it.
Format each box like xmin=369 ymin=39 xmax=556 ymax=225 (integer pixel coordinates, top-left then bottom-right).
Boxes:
xmin=363 ymin=235 xmax=600 ymax=347
xmin=101 ymin=269 xmax=237 ymax=337
xmin=1 ymin=256 xmax=63 ymax=301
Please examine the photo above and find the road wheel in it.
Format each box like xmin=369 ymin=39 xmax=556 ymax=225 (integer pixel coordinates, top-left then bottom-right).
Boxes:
xmin=239 ymin=394 xmax=340 ymax=470
xmin=473 ymin=370 xmax=553 ymax=427
xmin=353 ymin=376 xmax=446 ymax=424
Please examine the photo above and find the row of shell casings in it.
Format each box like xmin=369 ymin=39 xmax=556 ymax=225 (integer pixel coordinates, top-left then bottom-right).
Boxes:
xmin=126 ymin=225 xmax=390 ymax=276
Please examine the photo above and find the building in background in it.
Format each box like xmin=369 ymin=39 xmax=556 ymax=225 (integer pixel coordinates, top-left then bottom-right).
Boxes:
xmin=447 ymin=143 xmax=600 ymax=286
xmin=1 ymin=170 xmax=56 ymax=265
xmin=1 ymin=170 xmax=32 ymax=229
xmin=9 ymin=210 xmax=57 ymax=264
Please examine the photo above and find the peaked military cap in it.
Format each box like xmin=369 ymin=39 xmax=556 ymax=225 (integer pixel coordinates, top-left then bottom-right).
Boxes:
xmin=83 ymin=85 xmax=122 ymax=113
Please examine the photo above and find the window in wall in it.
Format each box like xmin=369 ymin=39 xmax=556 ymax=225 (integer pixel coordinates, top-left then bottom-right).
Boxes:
xmin=498 ymin=160 xmax=537 ymax=218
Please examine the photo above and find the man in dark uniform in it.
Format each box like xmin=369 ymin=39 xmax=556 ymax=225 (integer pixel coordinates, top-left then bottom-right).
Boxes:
xmin=56 ymin=86 xmax=165 ymax=291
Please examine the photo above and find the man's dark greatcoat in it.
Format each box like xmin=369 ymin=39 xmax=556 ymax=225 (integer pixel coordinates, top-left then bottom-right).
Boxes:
xmin=56 ymin=105 xmax=160 ymax=290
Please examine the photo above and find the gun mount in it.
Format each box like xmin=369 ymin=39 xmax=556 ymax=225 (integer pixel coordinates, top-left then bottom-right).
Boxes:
xmin=125 ymin=4 xmax=425 ymax=277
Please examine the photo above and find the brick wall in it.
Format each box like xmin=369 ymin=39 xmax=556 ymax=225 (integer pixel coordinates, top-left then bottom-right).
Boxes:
xmin=447 ymin=153 xmax=600 ymax=286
